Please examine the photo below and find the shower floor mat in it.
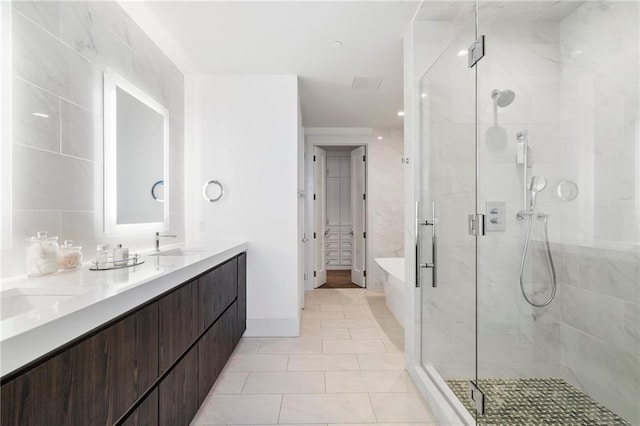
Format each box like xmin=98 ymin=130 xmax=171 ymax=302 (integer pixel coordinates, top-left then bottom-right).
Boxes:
xmin=446 ymin=377 xmax=630 ymax=425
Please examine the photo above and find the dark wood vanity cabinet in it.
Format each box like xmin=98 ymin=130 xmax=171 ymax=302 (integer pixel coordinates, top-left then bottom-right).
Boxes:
xmin=0 ymin=301 xmax=159 ymax=425
xmin=159 ymin=279 xmax=199 ymax=373
xmin=1 ymin=252 xmax=247 ymax=426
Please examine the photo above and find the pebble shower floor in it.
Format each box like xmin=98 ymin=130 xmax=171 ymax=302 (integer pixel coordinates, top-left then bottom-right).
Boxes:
xmin=446 ymin=377 xmax=630 ymax=425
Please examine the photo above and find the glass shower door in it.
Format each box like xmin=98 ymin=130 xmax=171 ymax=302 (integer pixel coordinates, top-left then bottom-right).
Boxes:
xmin=417 ymin=10 xmax=479 ymax=419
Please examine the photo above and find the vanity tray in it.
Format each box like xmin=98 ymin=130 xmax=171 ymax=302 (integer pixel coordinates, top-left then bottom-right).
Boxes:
xmin=90 ymin=254 xmax=144 ymax=271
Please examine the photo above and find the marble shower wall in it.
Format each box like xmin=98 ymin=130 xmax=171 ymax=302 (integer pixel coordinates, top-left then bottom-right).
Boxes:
xmin=2 ymin=1 xmax=184 ymax=278
xmin=556 ymin=2 xmax=640 ymax=423
xmin=368 ymin=128 xmax=405 ymax=291
xmin=415 ymin=1 xmax=639 ymax=423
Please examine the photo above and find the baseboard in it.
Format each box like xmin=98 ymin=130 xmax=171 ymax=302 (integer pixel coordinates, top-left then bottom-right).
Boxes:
xmin=245 ymin=317 xmax=300 ymax=337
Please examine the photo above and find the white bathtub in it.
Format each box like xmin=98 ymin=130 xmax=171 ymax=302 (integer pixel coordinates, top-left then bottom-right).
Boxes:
xmin=374 ymin=257 xmax=405 ymax=328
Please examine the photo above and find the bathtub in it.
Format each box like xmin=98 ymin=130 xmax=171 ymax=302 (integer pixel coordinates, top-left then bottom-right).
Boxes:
xmin=374 ymin=257 xmax=405 ymax=328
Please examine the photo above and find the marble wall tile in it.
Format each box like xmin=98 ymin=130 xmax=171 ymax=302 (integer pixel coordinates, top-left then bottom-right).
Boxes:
xmin=59 ymin=1 xmax=132 ymax=79
xmin=12 ymin=1 xmax=60 ymax=37
xmin=61 ymin=100 xmax=94 ymax=161
xmin=12 ymin=78 xmax=60 ymax=152
xmin=579 ymin=246 xmax=640 ymax=303
xmin=4 ymin=0 xmax=185 ymax=279
xmin=12 ymin=9 xmax=101 ymax=111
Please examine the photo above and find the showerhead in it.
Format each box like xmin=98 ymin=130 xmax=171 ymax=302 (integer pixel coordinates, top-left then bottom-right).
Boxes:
xmin=529 ymin=175 xmax=547 ymax=192
xmin=491 ymin=89 xmax=516 ymax=107
xmin=529 ymin=175 xmax=547 ymax=210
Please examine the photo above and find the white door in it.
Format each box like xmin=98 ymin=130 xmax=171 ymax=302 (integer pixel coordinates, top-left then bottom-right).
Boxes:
xmin=314 ymin=147 xmax=327 ymax=287
xmin=351 ymin=146 xmax=366 ymax=287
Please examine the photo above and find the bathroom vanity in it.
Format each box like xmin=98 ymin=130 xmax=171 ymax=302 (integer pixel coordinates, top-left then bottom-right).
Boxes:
xmin=0 ymin=242 xmax=247 ymax=425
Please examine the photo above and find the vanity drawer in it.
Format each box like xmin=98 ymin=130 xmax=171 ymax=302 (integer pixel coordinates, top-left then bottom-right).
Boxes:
xmin=341 ymin=241 xmax=353 ymax=250
xmin=341 ymin=231 xmax=353 ymax=240
xmin=326 ymin=258 xmax=341 ymax=266
xmin=341 ymin=250 xmax=352 ymax=259
xmin=326 ymin=231 xmax=340 ymax=241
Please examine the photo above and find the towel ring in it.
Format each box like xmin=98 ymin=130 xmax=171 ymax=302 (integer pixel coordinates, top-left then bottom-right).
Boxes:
xmin=203 ymin=180 xmax=224 ymax=202
xmin=151 ymin=180 xmax=164 ymax=202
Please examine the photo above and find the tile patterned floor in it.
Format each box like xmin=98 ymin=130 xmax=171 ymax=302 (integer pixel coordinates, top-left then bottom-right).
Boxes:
xmin=446 ymin=378 xmax=631 ymax=426
xmin=191 ymin=288 xmax=438 ymax=426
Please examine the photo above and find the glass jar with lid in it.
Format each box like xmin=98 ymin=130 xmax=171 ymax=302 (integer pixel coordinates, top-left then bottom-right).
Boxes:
xmin=57 ymin=240 xmax=83 ymax=271
xmin=25 ymin=231 xmax=59 ymax=277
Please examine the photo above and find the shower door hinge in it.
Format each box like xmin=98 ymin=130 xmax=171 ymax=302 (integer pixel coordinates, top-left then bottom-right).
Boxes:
xmin=468 ymin=214 xmax=485 ymax=236
xmin=468 ymin=35 xmax=485 ymax=68
xmin=313 ymin=270 xmax=316 ymax=277
xmin=363 ymin=270 xmax=366 ymax=277
xmin=468 ymin=381 xmax=485 ymax=415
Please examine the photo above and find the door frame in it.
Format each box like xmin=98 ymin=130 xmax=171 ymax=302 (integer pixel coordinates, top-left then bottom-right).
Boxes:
xmin=304 ymin=128 xmax=372 ymax=291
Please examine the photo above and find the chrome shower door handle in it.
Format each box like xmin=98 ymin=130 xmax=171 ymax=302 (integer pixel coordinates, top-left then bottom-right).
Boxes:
xmin=415 ymin=201 xmax=437 ymax=288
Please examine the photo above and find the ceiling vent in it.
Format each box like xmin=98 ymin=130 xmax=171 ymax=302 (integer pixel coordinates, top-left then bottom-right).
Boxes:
xmin=351 ymin=76 xmax=383 ymax=90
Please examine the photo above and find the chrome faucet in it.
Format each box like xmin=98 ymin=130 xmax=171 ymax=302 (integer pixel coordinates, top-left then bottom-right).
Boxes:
xmin=155 ymin=232 xmax=177 ymax=251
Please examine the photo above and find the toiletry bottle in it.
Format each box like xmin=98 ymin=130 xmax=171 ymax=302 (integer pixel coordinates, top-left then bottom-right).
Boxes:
xmin=113 ymin=244 xmax=129 ymax=266
xmin=25 ymin=231 xmax=59 ymax=276
xmin=96 ymin=244 xmax=109 ymax=265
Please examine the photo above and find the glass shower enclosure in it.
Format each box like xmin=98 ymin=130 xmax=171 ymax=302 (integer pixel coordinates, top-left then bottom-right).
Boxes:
xmin=415 ymin=1 xmax=639 ymax=424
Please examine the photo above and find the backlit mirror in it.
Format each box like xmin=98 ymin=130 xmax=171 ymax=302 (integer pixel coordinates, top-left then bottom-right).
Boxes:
xmin=104 ymin=71 xmax=169 ymax=235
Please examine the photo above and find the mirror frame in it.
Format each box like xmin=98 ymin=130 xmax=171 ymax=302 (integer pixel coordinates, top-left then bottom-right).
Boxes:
xmin=103 ymin=70 xmax=170 ymax=235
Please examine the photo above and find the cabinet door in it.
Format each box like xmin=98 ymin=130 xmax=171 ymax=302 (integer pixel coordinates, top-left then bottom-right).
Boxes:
xmin=198 ymin=301 xmax=238 ymax=404
xmin=159 ymin=348 xmax=198 ymax=426
xmin=199 ymin=258 xmax=238 ymax=331
xmin=121 ymin=389 xmax=159 ymax=426
xmin=111 ymin=302 xmax=160 ymax=420
xmin=236 ymin=253 xmax=247 ymax=343
xmin=1 ymin=302 xmax=158 ymax=425
xmin=159 ymin=280 xmax=198 ymax=373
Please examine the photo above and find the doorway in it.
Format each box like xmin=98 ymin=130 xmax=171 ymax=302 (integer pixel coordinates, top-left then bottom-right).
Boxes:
xmin=311 ymin=145 xmax=367 ymax=289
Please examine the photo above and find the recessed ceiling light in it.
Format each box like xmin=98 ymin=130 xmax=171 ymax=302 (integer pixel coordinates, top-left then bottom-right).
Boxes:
xmin=32 ymin=112 xmax=49 ymax=118
xmin=377 ymin=136 xmax=383 ymax=140
xmin=397 ymin=111 xmax=404 ymax=117
xmin=332 ymin=40 xmax=343 ymax=48
xmin=458 ymin=50 xmax=467 ymax=56
xmin=421 ymin=93 xmax=427 ymax=98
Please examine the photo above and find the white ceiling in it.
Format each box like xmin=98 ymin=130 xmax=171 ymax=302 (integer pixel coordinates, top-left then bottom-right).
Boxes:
xmin=119 ymin=1 xmax=421 ymax=128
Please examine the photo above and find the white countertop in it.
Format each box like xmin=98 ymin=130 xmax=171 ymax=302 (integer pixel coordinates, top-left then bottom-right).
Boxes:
xmin=0 ymin=241 xmax=248 ymax=379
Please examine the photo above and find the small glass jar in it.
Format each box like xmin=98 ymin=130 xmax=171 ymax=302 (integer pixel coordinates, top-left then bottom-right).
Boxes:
xmin=57 ymin=240 xmax=83 ymax=271
xmin=25 ymin=231 xmax=59 ymax=277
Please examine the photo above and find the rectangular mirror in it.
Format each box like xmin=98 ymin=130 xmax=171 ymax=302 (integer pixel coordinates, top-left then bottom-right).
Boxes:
xmin=104 ymin=70 xmax=169 ymax=235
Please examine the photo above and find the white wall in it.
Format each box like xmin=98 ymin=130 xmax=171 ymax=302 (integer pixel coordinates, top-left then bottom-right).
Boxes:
xmin=185 ymin=75 xmax=300 ymax=337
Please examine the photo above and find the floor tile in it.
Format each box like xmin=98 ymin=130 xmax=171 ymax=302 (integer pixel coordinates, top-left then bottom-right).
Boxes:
xmin=369 ymin=393 xmax=435 ymax=423
xmin=320 ymin=303 xmax=368 ymax=312
xmin=321 ymin=319 xmax=376 ymax=329
xmin=357 ymin=353 xmax=405 ymax=371
xmin=302 ymin=310 xmax=346 ymax=320
xmin=192 ymin=394 xmax=282 ymax=424
xmin=349 ymin=328 xmax=404 ymax=340
xmin=279 ymin=394 xmax=376 ymax=424
xmin=233 ymin=338 xmax=262 ymax=354
xmin=344 ymin=311 xmax=376 ymax=319
xmin=211 ymin=371 xmax=249 ymax=394
xmin=242 ymin=372 xmax=325 ymax=394
xmin=382 ymin=338 xmax=404 ymax=353
xmin=325 ymin=371 xmax=415 ymax=393
xmin=373 ymin=318 xmax=403 ymax=329
xmin=287 ymin=354 xmax=360 ymax=371
xmin=299 ymin=327 xmax=351 ymax=340
xmin=323 ymin=339 xmax=388 ymax=354
xmin=301 ymin=318 xmax=322 ymax=329
xmin=258 ymin=338 xmax=323 ymax=354
xmin=225 ymin=354 xmax=289 ymax=372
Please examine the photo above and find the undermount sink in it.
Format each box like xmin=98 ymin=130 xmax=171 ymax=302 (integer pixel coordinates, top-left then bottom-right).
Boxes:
xmin=148 ymin=247 xmax=207 ymax=257
xmin=0 ymin=287 xmax=89 ymax=321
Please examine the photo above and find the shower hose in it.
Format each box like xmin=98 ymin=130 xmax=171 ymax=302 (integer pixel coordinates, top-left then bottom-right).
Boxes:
xmin=519 ymin=212 xmax=557 ymax=307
